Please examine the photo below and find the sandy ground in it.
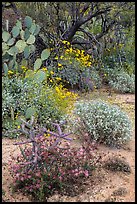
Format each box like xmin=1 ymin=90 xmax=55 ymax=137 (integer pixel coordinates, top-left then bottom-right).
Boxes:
xmin=2 ymin=93 xmax=135 ymax=202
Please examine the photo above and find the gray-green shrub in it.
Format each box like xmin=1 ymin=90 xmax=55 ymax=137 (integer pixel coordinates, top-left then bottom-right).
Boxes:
xmin=74 ymin=100 xmax=132 ymax=147
xmin=2 ymin=76 xmax=70 ymax=137
xmin=109 ymin=72 xmax=135 ymax=93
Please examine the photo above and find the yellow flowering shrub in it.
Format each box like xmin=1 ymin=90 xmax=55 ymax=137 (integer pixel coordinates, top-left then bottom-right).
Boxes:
xmin=49 ymin=84 xmax=78 ymax=114
xmin=3 ymin=73 xmax=78 ymax=138
xmin=55 ymin=40 xmax=93 ymax=68
xmin=50 ymin=40 xmax=101 ymax=90
xmin=8 ymin=70 xmax=14 ymax=77
xmin=21 ymin=66 xmax=28 ymax=73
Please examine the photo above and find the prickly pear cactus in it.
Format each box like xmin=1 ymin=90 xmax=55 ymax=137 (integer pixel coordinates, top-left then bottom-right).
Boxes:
xmin=2 ymin=16 xmax=50 ymax=76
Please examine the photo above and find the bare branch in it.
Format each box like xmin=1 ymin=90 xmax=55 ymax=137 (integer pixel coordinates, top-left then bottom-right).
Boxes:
xmin=79 ymin=7 xmax=111 ymax=25
xmin=51 ymin=122 xmax=62 ymax=135
xmin=79 ymin=3 xmax=90 ymax=18
xmin=13 ymin=140 xmax=33 ymax=145
xmin=62 ymin=5 xmax=112 ymax=42
xmin=13 ymin=120 xmax=73 ymax=172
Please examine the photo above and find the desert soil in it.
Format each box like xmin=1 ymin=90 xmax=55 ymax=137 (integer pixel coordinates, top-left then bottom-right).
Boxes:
xmin=2 ymin=91 xmax=135 ymax=202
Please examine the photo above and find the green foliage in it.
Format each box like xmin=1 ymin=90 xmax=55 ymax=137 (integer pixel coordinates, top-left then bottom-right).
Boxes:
xmin=11 ymin=26 xmax=20 ymax=38
xmin=41 ymin=49 xmax=50 ymax=61
xmin=24 ymin=16 xmax=33 ymax=28
xmin=15 ymin=2 xmax=134 ymax=51
xmin=74 ymin=100 xmax=132 ymax=147
xmin=2 ymin=17 xmax=37 ymax=75
xmin=57 ymin=60 xmax=82 ymax=88
xmin=34 ymin=58 xmax=42 ymax=71
xmin=88 ymin=68 xmax=102 ymax=89
xmin=2 ymin=72 xmax=77 ymax=138
xmin=2 ymin=31 xmax=11 ymax=42
xmin=50 ymin=44 xmax=102 ymax=91
xmin=2 ymin=16 xmax=50 ymax=76
xmin=56 ymin=64 xmax=102 ymax=91
xmin=122 ymin=62 xmax=135 ymax=75
xmin=109 ymin=72 xmax=135 ymax=93
xmin=25 ymin=107 xmax=37 ymax=119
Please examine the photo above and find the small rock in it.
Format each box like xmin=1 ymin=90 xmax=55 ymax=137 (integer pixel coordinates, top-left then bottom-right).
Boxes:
xmin=104 ymin=157 xmax=131 ymax=174
xmin=47 ymin=194 xmax=60 ymax=202
xmin=111 ymin=187 xmax=128 ymax=196
xmin=105 ymin=196 xmax=116 ymax=202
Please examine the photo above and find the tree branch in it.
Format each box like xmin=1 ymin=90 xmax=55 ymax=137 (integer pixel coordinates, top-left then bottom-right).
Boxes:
xmin=62 ymin=6 xmax=112 ymax=42
xmin=79 ymin=7 xmax=111 ymax=26
xmin=71 ymin=19 xmax=115 ymax=48
xmin=95 ymin=20 xmax=116 ymax=40
xmin=79 ymin=3 xmax=90 ymax=18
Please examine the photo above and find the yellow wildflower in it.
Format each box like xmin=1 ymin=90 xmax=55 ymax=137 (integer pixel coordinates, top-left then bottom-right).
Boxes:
xmin=76 ymin=49 xmax=81 ymax=54
xmin=58 ymin=63 xmax=62 ymax=67
xmin=62 ymin=40 xmax=68 ymax=44
xmin=56 ymin=77 xmax=61 ymax=81
xmin=65 ymin=49 xmax=70 ymax=53
xmin=66 ymin=92 xmax=71 ymax=96
xmin=76 ymin=57 xmax=80 ymax=61
xmin=60 ymin=56 xmax=64 ymax=59
xmin=61 ymin=95 xmax=66 ymax=99
xmin=87 ymin=62 xmax=92 ymax=66
xmin=44 ymin=133 xmax=50 ymax=138
xmin=67 ymin=41 xmax=70 ymax=46
xmin=50 ymin=71 xmax=54 ymax=75
xmin=8 ymin=70 xmax=14 ymax=74
xmin=21 ymin=66 xmax=27 ymax=72
xmin=21 ymin=66 xmax=26 ymax=69
xmin=55 ymin=86 xmax=60 ymax=92
xmin=69 ymin=47 xmax=73 ymax=53
xmin=42 ymin=67 xmax=47 ymax=71
xmin=17 ymin=125 xmax=20 ymax=129
xmin=54 ymin=56 xmax=58 ymax=60
xmin=119 ymin=43 xmax=123 ymax=48
xmin=15 ymin=113 xmax=19 ymax=119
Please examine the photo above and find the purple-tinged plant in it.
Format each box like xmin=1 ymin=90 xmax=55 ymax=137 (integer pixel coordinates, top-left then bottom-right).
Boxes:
xmin=9 ymin=118 xmax=101 ymax=201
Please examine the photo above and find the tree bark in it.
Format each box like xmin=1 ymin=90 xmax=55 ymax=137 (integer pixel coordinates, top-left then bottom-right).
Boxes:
xmin=62 ymin=7 xmax=111 ymax=42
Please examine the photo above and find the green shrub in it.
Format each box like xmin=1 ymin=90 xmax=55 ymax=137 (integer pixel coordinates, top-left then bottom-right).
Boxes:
xmin=74 ymin=100 xmax=132 ymax=147
xmin=57 ymin=59 xmax=81 ymax=88
xmin=122 ymin=61 xmax=135 ymax=75
xmin=109 ymin=72 xmax=135 ymax=93
xmin=2 ymin=75 xmax=77 ymax=138
xmin=89 ymin=69 xmax=102 ymax=89
xmin=56 ymin=63 xmax=102 ymax=91
xmin=100 ymin=64 xmax=122 ymax=84
xmin=51 ymin=43 xmax=102 ymax=91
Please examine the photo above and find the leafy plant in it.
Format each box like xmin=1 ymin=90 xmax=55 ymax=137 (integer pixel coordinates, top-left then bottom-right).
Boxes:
xmin=9 ymin=120 xmax=100 ymax=201
xmin=74 ymin=100 xmax=132 ymax=147
xmin=2 ymin=16 xmax=50 ymax=76
xmin=2 ymin=73 xmax=78 ymax=138
xmin=109 ymin=72 xmax=135 ymax=93
xmin=49 ymin=43 xmax=102 ymax=91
